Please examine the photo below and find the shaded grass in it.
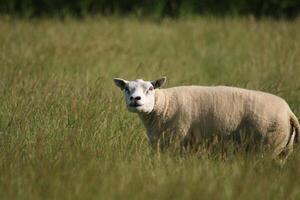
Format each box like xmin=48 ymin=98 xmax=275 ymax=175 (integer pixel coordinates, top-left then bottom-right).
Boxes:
xmin=0 ymin=16 xmax=300 ymax=199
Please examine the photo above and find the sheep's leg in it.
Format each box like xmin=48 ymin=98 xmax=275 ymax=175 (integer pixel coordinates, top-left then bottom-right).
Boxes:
xmin=271 ymin=126 xmax=295 ymax=161
xmin=273 ymin=129 xmax=295 ymax=162
xmin=180 ymin=130 xmax=196 ymax=150
xmin=148 ymin=127 xmax=188 ymax=151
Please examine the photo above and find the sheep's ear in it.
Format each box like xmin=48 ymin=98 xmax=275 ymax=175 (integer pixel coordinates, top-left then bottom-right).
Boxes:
xmin=113 ymin=78 xmax=128 ymax=90
xmin=151 ymin=77 xmax=167 ymax=89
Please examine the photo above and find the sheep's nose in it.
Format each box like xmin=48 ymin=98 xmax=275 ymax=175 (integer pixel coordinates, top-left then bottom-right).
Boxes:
xmin=130 ymin=96 xmax=141 ymax=101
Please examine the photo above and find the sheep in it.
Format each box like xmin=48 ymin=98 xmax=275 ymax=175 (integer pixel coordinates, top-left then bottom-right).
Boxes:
xmin=113 ymin=77 xmax=299 ymax=158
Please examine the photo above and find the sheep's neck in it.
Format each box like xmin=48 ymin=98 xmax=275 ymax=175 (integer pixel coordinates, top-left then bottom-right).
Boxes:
xmin=138 ymin=89 xmax=171 ymax=131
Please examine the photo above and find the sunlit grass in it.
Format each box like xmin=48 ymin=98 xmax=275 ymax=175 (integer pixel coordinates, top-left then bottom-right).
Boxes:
xmin=0 ymin=16 xmax=300 ymax=199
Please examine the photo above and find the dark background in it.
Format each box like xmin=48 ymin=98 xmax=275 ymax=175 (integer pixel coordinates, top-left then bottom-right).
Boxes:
xmin=0 ymin=0 xmax=299 ymax=19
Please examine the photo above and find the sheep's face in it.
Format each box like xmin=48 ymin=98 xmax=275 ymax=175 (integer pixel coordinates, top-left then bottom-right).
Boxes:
xmin=113 ymin=77 xmax=166 ymax=113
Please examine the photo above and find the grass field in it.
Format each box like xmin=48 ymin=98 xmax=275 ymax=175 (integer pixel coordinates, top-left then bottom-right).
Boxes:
xmin=0 ymin=16 xmax=300 ymax=199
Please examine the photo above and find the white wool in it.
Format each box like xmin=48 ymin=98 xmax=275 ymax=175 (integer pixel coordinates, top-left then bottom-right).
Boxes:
xmin=114 ymin=78 xmax=299 ymax=158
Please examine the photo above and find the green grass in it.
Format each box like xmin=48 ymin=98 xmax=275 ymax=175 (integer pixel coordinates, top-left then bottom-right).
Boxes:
xmin=0 ymin=16 xmax=300 ymax=200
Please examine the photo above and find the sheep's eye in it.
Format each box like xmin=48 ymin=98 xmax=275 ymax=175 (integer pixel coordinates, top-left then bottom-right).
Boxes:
xmin=147 ymin=86 xmax=154 ymax=94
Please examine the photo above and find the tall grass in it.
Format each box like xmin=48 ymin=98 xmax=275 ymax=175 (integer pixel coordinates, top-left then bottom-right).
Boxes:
xmin=0 ymin=16 xmax=300 ymax=199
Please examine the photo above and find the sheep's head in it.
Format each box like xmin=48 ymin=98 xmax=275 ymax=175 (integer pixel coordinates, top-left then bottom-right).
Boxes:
xmin=113 ymin=77 xmax=166 ymax=113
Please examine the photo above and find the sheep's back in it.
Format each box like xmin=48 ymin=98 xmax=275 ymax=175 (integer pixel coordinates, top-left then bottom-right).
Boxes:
xmin=159 ymin=86 xmax=290 ymax=137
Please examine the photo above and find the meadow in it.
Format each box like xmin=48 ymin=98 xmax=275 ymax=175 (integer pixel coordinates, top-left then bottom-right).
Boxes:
xmin=0 ymin=16 xmax=300 ymax=199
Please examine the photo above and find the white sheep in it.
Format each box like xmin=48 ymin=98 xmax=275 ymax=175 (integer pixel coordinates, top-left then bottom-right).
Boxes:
xmin=113 ymin=77 xmax=299 ymax=157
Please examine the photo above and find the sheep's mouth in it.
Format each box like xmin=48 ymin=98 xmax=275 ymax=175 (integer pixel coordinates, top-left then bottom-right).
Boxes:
xmin=129 ymin=103 xmax=142 ymax=108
